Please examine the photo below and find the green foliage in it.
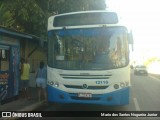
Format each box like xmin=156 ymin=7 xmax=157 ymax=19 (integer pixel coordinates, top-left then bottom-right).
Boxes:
xmin=9 ymin=0 xmax=47 ymax=35
xmin=0 ymin=0 xmax=106 ymax=38
xmin=144 ymin=57 xmax=159 ymax=67
xmin=48 ymin=0 xmax=106 ymax=14
xmin=0 ymin=4 xmax=15 ymax=27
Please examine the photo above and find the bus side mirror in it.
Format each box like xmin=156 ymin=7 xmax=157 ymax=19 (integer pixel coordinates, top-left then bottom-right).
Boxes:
xmin=128 ymin=31 xmax=134 ymax=51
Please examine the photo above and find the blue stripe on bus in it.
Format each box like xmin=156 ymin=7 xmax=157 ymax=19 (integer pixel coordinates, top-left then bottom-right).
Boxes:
xmin=47 ymin=85 xmax=129 ymax=105
xmin=48 ymin=27 xmax=125 ymax=37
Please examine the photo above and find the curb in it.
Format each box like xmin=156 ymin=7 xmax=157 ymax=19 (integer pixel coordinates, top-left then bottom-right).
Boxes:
xmin=19 ymin=100 xmax=45 ymax=111
xmin=149 ymin=73 xmax=160 ymax=78
xmin=149 ymin=74 xmax=160 ymax=81
xmin=1 ymin=101 xmax=45 ymax=120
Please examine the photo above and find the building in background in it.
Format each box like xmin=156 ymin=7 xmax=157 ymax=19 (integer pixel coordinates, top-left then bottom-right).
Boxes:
xmin=0 ymin=26 xmax=47 ymax=104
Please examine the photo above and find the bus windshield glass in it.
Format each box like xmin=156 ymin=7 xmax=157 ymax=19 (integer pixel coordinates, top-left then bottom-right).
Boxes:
xmin=48 ymin=27 xmax=129 ymax=70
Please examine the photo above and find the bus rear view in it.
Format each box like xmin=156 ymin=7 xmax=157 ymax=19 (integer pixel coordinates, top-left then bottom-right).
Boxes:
xmin=47 ymin=11 xmax=131 ymax=105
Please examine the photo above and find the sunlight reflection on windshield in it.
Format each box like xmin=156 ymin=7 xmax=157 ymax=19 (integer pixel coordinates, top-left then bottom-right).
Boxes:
xmin=106 ymin=0 xmax=160 ymax=74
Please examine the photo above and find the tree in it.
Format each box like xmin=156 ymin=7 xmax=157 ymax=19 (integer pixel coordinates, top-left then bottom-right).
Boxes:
xmin=47 ymin=0 xmax=106 ymax=14
xmin=8 ymin=0 xmax=47 ymax=36
xmin=0 ymin=0 xmax=48 ymax=37
xmin=0 ymin=0 xmax=106 ymax=38
xmin=0 ymin=4 xmax=15 ymax=28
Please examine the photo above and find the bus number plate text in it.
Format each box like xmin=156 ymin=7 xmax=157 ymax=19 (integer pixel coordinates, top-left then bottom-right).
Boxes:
xmin=78 ymin=93 xmax=92 ymax=98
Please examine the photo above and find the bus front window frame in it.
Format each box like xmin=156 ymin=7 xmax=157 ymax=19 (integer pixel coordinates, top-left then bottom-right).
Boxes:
xmin=48 ymin=27 xmax=129 ymax=70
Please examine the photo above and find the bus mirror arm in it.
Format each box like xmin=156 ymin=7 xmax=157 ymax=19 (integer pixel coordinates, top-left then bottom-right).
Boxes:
xmin=128 ymin=31 xmax=134 ymax=51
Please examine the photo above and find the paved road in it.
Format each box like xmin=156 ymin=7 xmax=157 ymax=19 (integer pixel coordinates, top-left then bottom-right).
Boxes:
xmin=35 ymin=71 xmax=160 ymax=119
xmin=131 ymin=72 xmax=160 ymax=111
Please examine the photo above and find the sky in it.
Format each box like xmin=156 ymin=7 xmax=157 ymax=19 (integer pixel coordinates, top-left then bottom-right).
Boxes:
xmin=105 ymin=0 xmax=160 ymax=60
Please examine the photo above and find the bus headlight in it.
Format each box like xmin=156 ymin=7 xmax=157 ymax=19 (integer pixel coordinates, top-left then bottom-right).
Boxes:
xmin=48 ymin=81 xmax=59 ymax=87
xmin=125 ymin=82 xmax=129 ymax=87
xmin=113 ymin=82 xmax=129 ymax=89
xmin=48 ymin=81 xmax=54 ymax=85
xmin=120 ymin=82 xmax=125 ymax=87
xmin=53 ymin=82 xmax=59 ymax=87
xmin=114 ymin=84 xmax=119 ymax=89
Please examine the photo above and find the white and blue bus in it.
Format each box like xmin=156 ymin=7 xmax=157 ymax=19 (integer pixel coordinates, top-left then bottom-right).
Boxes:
xmin=47 ymin=11 xmax=132 ymax=105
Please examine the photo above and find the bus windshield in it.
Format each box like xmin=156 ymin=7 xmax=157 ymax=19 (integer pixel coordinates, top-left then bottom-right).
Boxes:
xmin=48 ymin=27 xmax=129 ymax=70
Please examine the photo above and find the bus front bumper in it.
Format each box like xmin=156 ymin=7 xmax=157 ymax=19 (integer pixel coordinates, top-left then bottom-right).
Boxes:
xmin=47 ymin=85 xmax=130 ymax=105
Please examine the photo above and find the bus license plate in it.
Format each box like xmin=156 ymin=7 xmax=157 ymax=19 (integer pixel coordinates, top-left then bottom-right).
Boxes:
xmin=78 ymin=93 xmax=92 ymax=98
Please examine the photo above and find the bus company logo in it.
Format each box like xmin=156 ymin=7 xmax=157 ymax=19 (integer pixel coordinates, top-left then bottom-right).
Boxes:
xmin=2 ymin=112 xmax=11 ymax=117
xmin=82 ymin=84 xmax=88 ymax=89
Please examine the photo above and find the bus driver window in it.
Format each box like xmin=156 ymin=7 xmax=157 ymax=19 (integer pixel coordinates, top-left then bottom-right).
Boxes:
xmin=0 ymin=49 xmax=9 ymax=71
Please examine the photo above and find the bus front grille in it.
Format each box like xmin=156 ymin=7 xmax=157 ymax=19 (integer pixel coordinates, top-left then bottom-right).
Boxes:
xmin=64 ymin=85 xmax=109 ymax=90
xmin=60 ymin=74 xmax=112 ymax=79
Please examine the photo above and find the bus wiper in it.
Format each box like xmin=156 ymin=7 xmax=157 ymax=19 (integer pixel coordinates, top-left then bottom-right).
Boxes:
xmin=55 ymin=33 xmax=60 ymax=41
xmin=63 ymin=27 xmax=83 ymax=47
xmin=63 ymin=27 xmax=75 ymax=41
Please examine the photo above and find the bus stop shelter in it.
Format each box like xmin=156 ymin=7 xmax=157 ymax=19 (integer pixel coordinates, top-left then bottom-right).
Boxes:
xmin=0 ymin=26 xmax=41 ymax=104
